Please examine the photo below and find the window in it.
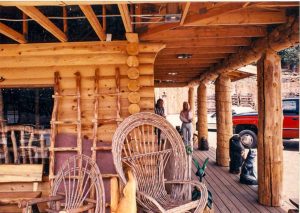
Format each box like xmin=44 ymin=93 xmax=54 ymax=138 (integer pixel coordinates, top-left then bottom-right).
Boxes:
xmin=283 ymin=100 xmax=298 ymax=115
xmin=0 ymin=88 xmax=53 ymax=175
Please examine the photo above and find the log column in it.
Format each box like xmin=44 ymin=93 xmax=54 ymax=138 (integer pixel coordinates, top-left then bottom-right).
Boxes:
xmin=197 ymin=82 xmax=209 ymax=150
xmin=215 ymin=74 xmax=232 ymax=167
xmin=257 ymin=50 xmax=283 ymax=206
xmin=188 ymin=86 xmax=196 ymax=130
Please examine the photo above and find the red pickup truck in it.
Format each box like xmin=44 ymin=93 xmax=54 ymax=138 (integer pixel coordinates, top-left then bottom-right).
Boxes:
xmin=233 ymin=98 xmax=299 ymax=148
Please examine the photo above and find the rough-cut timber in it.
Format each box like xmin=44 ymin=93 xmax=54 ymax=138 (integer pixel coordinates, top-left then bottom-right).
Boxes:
xmin=257 ymin=50 xmax=283 ymax=207
xmin=215 ymin=74 xmax=232 ymax=167
xmin=197 ymin=83 xmax=208 ymax=150
xmin=189 ymin=16 xmax=299 ymax=85
xmin=188 ymin=87 xmax=195 ymax=129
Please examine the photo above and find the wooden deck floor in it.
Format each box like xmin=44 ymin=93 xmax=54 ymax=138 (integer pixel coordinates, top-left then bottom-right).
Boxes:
xmin=192 ymin=148 xmax=287 ymax=213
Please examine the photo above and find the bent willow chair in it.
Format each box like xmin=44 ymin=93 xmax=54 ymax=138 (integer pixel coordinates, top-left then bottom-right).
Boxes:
xmin=19 ymin=155 xmax=105 ymax=213
xmin=112 ymin=112 xmax=208 ymax=213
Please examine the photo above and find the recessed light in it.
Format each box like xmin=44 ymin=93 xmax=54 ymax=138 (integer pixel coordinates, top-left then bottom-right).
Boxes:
xmin=177 ymin=54 xmax=192 ymax=59
xmin=168 ymin=72 xmax=178 ymax=75
xmin=165 ymin=14 xmax=181 ymax=23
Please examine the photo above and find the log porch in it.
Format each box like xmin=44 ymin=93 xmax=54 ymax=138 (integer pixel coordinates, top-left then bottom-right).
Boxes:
xmin=192 ymin=148 xmax=291 ymax=213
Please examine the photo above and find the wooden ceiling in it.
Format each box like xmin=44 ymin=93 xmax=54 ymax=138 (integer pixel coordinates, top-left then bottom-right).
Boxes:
xmin=0 ymin=1 xmax=299 ymax=87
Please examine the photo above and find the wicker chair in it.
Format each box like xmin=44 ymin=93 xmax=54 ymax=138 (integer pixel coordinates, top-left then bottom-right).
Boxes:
xmin=112 ymin=112 xmax=208 ymax=213
xmin=19 ymin=155 xmax=105 ymax=213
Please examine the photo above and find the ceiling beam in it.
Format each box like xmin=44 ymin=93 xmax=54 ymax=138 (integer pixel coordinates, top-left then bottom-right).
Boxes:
xmin=159 ymin=46 xmax=238 ymax=55
xmin=158 ymin=53 xmax=229 ymax=59
xmin=180 ymin=2 xmax=191 ymax=25
xmin=155 ymin=82 xmax=187 ymax=88
xmin=0 ymin=22 xmax=26 ymax=43
xmin=17 ymin=6 xmax=67 ymax=42
xmin=188 ymin=15 xmax=299 ymax=86
xmin=79 ymin=5 xmax=106 ymax=41
xmin=165 ymin=37 xmax=251 ymax=48
xmin=184 ymin=2 xmax=246 ymax=26
xmin=156 ymin=59 xmax=219 ymax=64
xmin=118 ymin=4 xmax=133 ymax=32
xmin=184 ymin=8 xmax=286 ymax=26
xmin=144 ymin=26 xmax=267 ymax=41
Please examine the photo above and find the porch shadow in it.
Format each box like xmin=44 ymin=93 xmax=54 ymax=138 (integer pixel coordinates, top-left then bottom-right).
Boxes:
xmin=192 ymin=148 xmax=288 ymax=213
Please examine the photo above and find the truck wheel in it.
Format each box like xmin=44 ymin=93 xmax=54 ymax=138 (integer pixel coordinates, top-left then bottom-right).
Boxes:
xmin=239 ymin=130 xmax=257 ymax=148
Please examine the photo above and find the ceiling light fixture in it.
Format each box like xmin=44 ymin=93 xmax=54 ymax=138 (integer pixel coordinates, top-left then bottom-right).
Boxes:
xmin=177 ymin=54 xmax=192 ymax=59
xmin=165 ymin=14 xmax=181 ymax=23
xmin=168 ymin=72 xmax=178 ymax=75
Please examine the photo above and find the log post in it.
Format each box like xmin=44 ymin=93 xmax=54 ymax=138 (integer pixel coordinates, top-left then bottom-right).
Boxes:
xmin=0 ymin=89 xmax=4 ymax=123
xmin=197 ymin=82 xmax=209 ymax=150
xmin=188 ymin=86 xmax=196 ymax=130
xmin=257 ymin=50 xmax=283 ymax=206
xmin=215 ymin=74 xmax=232 ymax=167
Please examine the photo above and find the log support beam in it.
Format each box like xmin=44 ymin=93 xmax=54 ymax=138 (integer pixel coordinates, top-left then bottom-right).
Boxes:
xmin=188 ymin=87 xmax=196 ymax=130
xmin=189 ymin=15 xmax=299 ymax=86
xmin=215 ymin=74 xmax=232 ymax=167
xmin=257 ymin=50 xmax=283 ymax=206
xmin=197 ymin=82 xmax=209 ymax=150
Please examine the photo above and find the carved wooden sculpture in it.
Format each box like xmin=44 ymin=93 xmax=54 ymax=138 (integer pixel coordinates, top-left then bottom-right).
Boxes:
xmin=116 ymin=170 xmax=137 ymax=213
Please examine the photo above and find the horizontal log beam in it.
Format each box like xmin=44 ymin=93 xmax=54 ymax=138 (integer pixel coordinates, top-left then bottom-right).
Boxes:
xmin=0 ymin=53 xmax=156 ymax=68
xmin=188 ymin=15 xmax=299 ymax=86
xmin=0 ymin=41 xmax=165 ymax=56
xmin=0 ymin=22 xmax=26 ymax=44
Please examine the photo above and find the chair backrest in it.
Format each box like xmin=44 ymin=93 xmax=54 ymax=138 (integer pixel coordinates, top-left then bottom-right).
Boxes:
xmin=51 ymin=155 xmax=105 ymax=213
xmin=112 ymin=112 xmax=187 ymax=190
xmin=0 ymin=125 xmax=50 ymax=165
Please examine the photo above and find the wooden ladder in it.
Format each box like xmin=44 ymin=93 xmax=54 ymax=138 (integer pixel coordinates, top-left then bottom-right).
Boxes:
xmin=49 ymin=72 xmax=82 ymax=186
xmin=91 ymin=68 xmax=122 ymax=159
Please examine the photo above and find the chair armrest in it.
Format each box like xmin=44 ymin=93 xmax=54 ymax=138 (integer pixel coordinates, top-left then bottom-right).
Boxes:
xmin=165 ymin=180 xmax=208 ymax=213
xmin=137 ymin=191 xmax=166 ymax=212
xmin=18 ymin=195 xmax=64 ymax=209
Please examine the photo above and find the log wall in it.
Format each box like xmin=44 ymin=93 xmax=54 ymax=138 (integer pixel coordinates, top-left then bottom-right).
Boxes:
xmin=0 ymin=41 xmax=163 ymax=141
xmin=0 ymin=41 xmax=164 ymax=211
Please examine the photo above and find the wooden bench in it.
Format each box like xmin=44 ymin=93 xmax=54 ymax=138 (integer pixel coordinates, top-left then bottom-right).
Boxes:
xmin=0 ymin=164 xmax=43 ymax=211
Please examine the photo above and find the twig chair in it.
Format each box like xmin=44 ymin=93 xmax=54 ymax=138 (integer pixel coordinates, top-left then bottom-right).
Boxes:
xmin=19 ymin=154 xmax=105 ymax=213
xmin=112 ymin=112 xmax=208 ymax=213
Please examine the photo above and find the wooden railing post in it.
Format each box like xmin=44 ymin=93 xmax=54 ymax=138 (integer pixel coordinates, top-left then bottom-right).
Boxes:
xmin=197 ymin=82 xmax=209 ymax=150
xmin=257 ymin=50 xmax=283 ymax=206
xmin=215 ymin=74 xmax=232 ymax=166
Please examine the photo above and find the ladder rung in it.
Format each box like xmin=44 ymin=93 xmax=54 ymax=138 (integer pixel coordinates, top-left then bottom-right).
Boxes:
xmin=91 ymin=146 xmax=112 ymax=151
xmin=51 ymin=120 xmax=81 ymax=125
xmin=49 ymin=147 xmax=79 ymax=151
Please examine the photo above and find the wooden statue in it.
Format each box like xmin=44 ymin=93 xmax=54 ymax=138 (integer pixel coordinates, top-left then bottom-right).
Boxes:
xmin=116 ymin=170 xmax=137 ymax=213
